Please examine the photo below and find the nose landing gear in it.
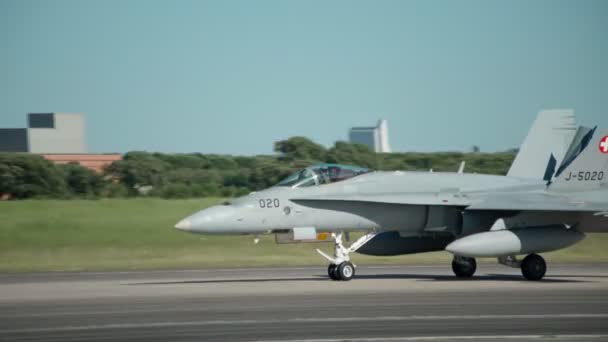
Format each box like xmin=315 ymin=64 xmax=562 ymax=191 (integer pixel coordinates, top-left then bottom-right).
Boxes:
xmin=318 ymin=232 xmax=376 ymax=281
xmin=327 ymin=261 xmax=355 ymax=281
xmin=327 ymin=264 xmax=340 ymax=280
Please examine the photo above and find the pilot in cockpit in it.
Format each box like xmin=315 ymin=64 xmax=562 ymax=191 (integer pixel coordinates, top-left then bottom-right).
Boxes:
xmin=276 ymin=163 xmax=370 ymax=188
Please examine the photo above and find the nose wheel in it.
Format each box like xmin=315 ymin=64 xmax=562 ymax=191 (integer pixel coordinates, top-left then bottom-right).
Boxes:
xmin=318 ymin=232 xmax=376 ymax=281
xmin=327 ymin=264 xmax=339 ymax=280
xmin=328 ymin=262 xmax=355 ymax=281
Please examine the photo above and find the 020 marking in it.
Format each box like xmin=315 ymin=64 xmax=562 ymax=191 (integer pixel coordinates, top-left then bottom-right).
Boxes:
xmin=259 ymin=198 xmax=280 ymax=208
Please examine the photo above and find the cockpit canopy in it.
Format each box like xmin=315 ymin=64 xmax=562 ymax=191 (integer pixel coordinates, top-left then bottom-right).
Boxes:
xmin=276 ymin=163 xmax=371 ymax=188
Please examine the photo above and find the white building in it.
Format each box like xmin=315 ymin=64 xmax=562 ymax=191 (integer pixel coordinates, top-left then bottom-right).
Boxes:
xmin=348 ymin=119 xmax=391 ymax=153
xmin=27 ymin=113 xmax=87 ymax=153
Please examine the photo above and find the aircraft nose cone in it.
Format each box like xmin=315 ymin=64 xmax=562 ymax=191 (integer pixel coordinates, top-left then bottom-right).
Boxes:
xmin=175 ymin=205 xmax=238 ymax=233
xmin=174 ymin=218 xmax=192 ymax=231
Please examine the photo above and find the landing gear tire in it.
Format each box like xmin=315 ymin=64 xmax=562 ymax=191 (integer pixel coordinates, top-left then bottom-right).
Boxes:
xmin=337 ymin=262 xmax=355 ymax=281
xmin=452 ymin=256 xmax=477 ymax=278
xmin=317 ymin=232 xmax=377 ymax=281
xmin=327 ymin=264 xmax=340 ymax=280
xmin=521 ymin=254 xmax=546 ymax=281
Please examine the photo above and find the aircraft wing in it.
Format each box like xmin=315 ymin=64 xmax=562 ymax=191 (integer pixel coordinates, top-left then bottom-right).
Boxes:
xmin=466 ymin=192 xmax=608 ymax=213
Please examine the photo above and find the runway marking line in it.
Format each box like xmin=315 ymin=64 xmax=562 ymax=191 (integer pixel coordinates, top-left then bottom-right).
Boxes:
xmin=2 ymin=314 xmax=608 ymax=334
xmin=4 ymin=300 xmax=608 ymax=318
xmin=251 ymin=335 xmax=608 ymax=342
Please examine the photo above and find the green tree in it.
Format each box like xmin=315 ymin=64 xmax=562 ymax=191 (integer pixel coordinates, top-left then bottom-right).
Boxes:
xmin=0 ymin=153 xmax=67 ymax=198
xmin=274 ymin=137 xmax=327 ymax=161
xmin=326 ymin=141 xmax=377 ymax=168
xmin=58 ymin=162 xmax=106 ymax=197
xmin=104 ymin=152 xmax=169 ymax=194
xmin=0 ymin=136 xmax=521 ymax=200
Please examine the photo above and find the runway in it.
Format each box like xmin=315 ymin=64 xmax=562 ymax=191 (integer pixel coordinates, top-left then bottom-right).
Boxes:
xmin=1 ymin=264 xmax=608 ymax=342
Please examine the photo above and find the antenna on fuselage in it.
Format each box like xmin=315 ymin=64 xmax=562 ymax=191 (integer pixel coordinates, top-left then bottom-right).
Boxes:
xmin=458 ymin=161 xmax=466 ymax=174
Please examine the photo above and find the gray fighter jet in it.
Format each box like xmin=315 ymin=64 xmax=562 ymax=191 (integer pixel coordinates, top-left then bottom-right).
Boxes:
xmin=175 ymin=110 xmax=608 ymax=281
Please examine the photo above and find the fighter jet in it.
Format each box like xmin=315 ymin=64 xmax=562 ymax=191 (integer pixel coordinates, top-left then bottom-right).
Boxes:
xmin=175 ymin=110 xmax=608 ymax=281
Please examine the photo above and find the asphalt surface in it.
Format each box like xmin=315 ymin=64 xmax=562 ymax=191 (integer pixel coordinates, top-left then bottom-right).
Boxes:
xmin=1 ymin=264 xmax=608 ymax=342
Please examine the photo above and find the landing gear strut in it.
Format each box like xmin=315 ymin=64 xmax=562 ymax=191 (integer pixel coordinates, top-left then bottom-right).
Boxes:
xmin=318 ymin=232 xmax=376 ymax=281
xmin=452 ymin=256 xmax=477 ymax=278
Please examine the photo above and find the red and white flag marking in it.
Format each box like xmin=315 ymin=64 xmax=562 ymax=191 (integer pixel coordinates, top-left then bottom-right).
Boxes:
xmin=600 ymin=135 xmax=608 ymax=154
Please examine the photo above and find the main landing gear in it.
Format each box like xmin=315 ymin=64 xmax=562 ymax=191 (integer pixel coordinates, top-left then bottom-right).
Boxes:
xmin=520 ymin=254 xmax=547 ymax=281
xmin=317 ymin=232 xmax=376 ymax=281
xmin=498 ymin=253 xmax=547 ymax=281
xmin=452 ymin=256 xmax=477 ymax=278
xmin=453 ymin=253 xmax=547 ymax=281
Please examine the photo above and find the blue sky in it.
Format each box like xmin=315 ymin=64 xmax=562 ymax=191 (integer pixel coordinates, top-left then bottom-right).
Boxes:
xmin=1 ymin=0 xmax=607 ymax=154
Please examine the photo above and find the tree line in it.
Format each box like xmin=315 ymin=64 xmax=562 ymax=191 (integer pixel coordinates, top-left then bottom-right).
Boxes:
xmin=0 ymin=137 xmax=515 ymax=199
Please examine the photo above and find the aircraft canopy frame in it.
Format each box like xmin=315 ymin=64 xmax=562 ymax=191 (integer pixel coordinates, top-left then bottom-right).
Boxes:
xmin=276 ymin=163 xmax=371 ymax=188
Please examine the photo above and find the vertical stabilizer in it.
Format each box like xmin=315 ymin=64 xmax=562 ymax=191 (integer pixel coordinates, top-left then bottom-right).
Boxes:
xmin=555 ymin=126 xmax=594 ymax=177
xmin=507 ymin=109 xmax=577 ymax=180
xmin=550 ymin=128 xmax=608 ymax=191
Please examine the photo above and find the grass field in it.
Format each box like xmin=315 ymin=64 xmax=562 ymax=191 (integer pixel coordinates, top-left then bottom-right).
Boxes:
xmin=1 ymin=198 xmax=607 ymax=272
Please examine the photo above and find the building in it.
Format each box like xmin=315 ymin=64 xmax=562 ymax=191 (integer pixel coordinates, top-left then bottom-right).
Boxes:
xmin=0 ymin=113 xmax=121 ymax=172
xmin=0 ymin=113 xmax=86 ymax=153
xmin=0 ymin=128 xmax=28 ymax=152
xmin=348 ymin=119 xmax=391 ymax=153
xmin=28 ymin=113 xmax=86 ymax=153
xmin=42 ymin=154 xmax=122 ymax=173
